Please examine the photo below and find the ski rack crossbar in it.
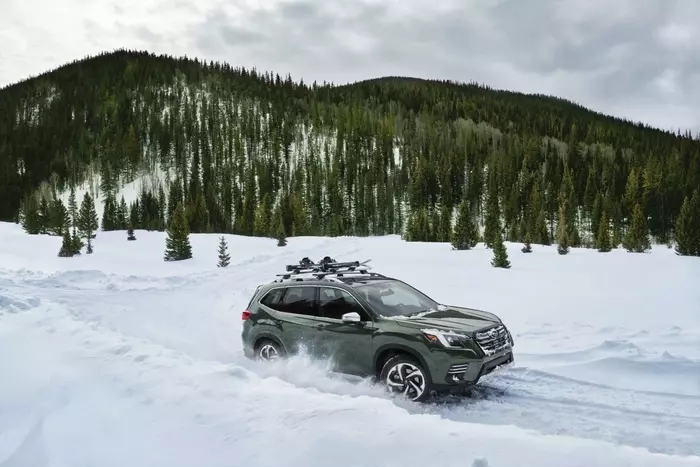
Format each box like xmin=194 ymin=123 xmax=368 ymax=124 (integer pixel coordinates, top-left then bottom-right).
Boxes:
xmin=273 ymin=257 xmax=383 ymax=282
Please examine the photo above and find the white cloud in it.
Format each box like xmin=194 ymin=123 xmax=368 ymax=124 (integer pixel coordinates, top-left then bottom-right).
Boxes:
xmin=1 ymin=0 xmax=698 ymax=134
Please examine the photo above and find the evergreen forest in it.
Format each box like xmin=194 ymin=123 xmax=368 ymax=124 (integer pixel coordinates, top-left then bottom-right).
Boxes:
xmin=1 ymin=49 xmax=699 ymax=257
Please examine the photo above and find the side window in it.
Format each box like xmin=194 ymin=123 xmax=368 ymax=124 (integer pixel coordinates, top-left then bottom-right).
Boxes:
xmin=272 ymin=286 xmax=317 ymax=316
xmin=318 ymin=287 xmax=369 ymax=321
xmin=260 ymin=288 xmax=285 ymax=309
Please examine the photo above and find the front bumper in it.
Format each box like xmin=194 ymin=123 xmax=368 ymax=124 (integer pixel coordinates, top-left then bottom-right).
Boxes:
xmin=427 ymin=345 xmax=514 ymax=393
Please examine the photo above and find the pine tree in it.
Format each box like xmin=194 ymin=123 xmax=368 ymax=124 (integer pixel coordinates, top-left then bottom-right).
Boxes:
xmin=557 ymin=203 xmax=570 ymax=255
xmin=674 ymin=190 xmax=699 ymax=256
xmin=591 ymin=192 xmax=602 ymax=241
xmin=438 ymin=203 xmax=453 ymax=243
xmin=535 ymin=207 xmax=550 ymax=245
xmin=483 ymin=186 xmax=500 ymax=248
xmin=68 ymin=187 xmax=78 ymax=229
xmin=596 ymin=210 xmax=611 ymax=252
xmin=164 ymin=202 xmax=192 ymax=261
xmin=101 ymin=191 xmax=118 ymax=231
xmin=21 ymin=193 xmax=42 ymax=234
xmin=622 ymin=203 xmax=651 ymax=253
xmin=118 ymin=196 xmax=128 ymax=229
xmin=451 ymin=199 xmax=478 ymax=250
xmin=290 ymin=192 xmax=309 ymax=236
xmin=491 ymin=227 xmax=511 ymax=268
xmin=187 ymin=191 xmax=210 ymax=233
xmin=71 ymin=230 xmax=83 ymax=255
xmin=77 ymin=192 xmax=98 ymax=254
xmin=276 ymin=218 xmax=287 ymax=247
xmin=38 ymin=196 xmax=50 ymax=234
xmin=130 ymin=200 xmax=140 ymax=229
xmin=127 ymin=225 xmax=136 ymax=241
xmin=254 ymin=193 xmax=272 ymax=237
xmin=521 ymin=231 xmax=532 ymax=253
xmin=58 ymin=228 xmax=75 ymax=257
xmin=558 ymin=165 xmax=580 ymax=247
xmin=48 ymin=198 xmax=69 ymax=236
xmin=217 ymin=236 xmax=231 ymax=267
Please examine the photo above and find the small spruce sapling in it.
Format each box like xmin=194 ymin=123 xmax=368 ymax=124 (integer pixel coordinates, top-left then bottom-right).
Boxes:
xmin=491 ymin=228 xmax=511 ymax=269
xmin=77 ymin=192 xmax=98 ymax=254
xmin=164 ymin=202 xmax=193 ymax=261
xmin=217 ymin=236 xmax=231 ymax=267
xmin=451 ymin=199 xmax=478 ymax=250
xmin=521 ymin=231 xmax=533 ymax=253
xmin=127 ymin=225 xmax=136 ymax=241
xmin=58 ymin=229 xmax=75 ymax=257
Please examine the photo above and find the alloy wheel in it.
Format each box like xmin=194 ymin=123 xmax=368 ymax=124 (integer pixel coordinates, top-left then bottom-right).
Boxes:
xmin=385 ymin=362 xmax=426 ymax=401
xmin=258 ymin=343 xmax=280 ymax=362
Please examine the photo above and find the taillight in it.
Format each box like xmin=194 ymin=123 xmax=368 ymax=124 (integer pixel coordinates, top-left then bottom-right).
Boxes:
xmin=241 ymin=310 xmax=251 ymax=321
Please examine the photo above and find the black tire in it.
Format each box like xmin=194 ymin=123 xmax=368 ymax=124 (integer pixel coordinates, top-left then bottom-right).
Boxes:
xmin=379 ymin=354 xmax=432 ymax=402
xmin=254 ymin=339 xmax=285 ymax=362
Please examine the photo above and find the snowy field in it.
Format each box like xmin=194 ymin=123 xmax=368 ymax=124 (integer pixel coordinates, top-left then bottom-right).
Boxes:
xmin=1 ymin=220 xmax=699 ymax=467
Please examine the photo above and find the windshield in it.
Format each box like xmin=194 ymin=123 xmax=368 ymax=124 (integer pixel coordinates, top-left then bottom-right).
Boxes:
xmin=354 ymin=280 xmax=438 ymax=317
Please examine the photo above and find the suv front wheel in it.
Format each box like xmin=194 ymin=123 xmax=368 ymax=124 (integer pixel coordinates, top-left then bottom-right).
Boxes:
xmin=379 ymin=354 xmax=432 ymax=402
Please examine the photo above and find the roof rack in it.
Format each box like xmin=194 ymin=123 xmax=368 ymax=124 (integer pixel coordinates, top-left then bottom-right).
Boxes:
xmin=271 ymin=256 xmax=386 ymax=283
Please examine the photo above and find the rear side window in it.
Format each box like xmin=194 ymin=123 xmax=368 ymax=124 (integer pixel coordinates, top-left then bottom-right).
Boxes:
xmin=261 ymin=286 xmax=317 ymax=316
xmin=260 ymin=288 xmax=285 ymax=308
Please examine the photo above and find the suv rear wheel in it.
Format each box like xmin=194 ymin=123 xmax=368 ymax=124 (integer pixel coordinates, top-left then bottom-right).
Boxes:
xmin=379 ymin=354 xmax=432 ymax=402
xmin=255 ymin=339 xmax=284 ymax=362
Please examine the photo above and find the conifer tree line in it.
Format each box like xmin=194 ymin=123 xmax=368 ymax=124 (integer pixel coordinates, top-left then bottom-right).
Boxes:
xmin=1 ymin=49 xmax=699 ymax=257
xmin=21 ymin=186 xmax=98 ymax=257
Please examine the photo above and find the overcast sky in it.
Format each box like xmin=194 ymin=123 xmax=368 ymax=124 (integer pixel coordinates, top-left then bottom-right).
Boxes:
xmin=2 ymin=0 xmax=698 ymax=133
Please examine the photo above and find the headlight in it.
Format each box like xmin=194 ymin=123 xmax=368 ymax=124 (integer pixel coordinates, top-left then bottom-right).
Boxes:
xmin=421 ymin=328 xmax=472 ymax=348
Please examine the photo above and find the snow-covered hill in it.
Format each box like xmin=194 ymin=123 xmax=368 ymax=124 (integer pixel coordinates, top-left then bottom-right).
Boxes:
xmin=1 ymin=221 xmax=699 ymax=467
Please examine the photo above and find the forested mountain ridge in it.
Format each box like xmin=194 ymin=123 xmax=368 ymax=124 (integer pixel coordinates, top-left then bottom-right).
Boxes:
xmin=1 ymin=49 xmax=699 ymax=256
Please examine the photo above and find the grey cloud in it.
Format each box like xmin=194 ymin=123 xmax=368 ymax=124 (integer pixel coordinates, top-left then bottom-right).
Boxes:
xmin=225 ymin=0 xmax=696 ymax=132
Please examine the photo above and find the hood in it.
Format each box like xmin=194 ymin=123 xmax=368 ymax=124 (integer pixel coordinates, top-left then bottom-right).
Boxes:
xmin=389 ymin=305 xmax=501 ymax=334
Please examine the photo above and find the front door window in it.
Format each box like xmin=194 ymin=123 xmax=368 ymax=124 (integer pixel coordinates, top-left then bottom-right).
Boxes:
xmin=318 ymin=287 xmax=369 ymax=321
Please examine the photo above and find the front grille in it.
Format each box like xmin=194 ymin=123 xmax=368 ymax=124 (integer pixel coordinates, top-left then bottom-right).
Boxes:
xmin=475 ymin=324 xmax=511 ymax=356
xmin=447 ymin=363 xmax=469 ymax=374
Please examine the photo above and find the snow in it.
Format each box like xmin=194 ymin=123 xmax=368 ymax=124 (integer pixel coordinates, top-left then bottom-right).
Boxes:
xmin=1 ymin=221 xmax=699 ymax=467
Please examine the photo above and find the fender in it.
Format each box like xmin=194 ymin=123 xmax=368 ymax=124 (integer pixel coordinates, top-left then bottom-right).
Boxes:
xmin=373 ymin=343 xmax=433 ymax=382
xmin=254 ymin=332 xmax=287 ymax=353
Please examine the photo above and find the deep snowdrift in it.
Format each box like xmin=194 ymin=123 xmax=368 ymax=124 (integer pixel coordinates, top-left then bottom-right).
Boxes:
xmin=1 ymin=222 xmax=699 ymax=467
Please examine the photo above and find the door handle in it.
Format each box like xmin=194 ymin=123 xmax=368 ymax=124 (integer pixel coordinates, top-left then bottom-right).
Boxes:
xmin=316 ymin=324 xmax=326 ymax=330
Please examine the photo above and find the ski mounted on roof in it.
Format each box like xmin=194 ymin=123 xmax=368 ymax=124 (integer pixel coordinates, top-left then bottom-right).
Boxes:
xmin=273 ymin=256 xmax=383 ymax=282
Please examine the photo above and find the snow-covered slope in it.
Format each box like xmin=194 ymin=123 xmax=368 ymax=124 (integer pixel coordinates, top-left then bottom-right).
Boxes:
xmin=1 ymin=221 xmax=699 ymax=467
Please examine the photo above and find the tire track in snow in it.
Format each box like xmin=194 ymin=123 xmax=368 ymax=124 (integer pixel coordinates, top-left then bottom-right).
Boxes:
xmin=418 ymin=366 xmax=700 ymax=457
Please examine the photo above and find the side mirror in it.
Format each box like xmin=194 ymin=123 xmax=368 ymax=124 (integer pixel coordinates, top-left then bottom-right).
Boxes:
xmin=341 ymin=312 xmax=361 ymax=323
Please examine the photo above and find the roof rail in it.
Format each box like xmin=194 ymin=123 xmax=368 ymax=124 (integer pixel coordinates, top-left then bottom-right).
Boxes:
xmin=271 ymin=257 xmax=385 ymax=283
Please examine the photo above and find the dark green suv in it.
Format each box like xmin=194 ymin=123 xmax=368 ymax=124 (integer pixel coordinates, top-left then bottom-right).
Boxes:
xmin=241 ymin=257 xmax=514 ymax=401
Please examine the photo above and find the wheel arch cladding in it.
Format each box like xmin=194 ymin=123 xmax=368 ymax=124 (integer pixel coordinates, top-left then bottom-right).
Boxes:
xmin=374 ymin=344 xmax=432 ymax=381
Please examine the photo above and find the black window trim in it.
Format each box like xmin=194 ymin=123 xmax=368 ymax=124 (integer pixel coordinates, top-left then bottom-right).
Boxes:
xmin=258 ymin=284 xmax=375 ymax=322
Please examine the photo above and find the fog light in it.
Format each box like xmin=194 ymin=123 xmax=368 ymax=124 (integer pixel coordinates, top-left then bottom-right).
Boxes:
xmin=447 ymin=363 xmax=469 ymax=383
